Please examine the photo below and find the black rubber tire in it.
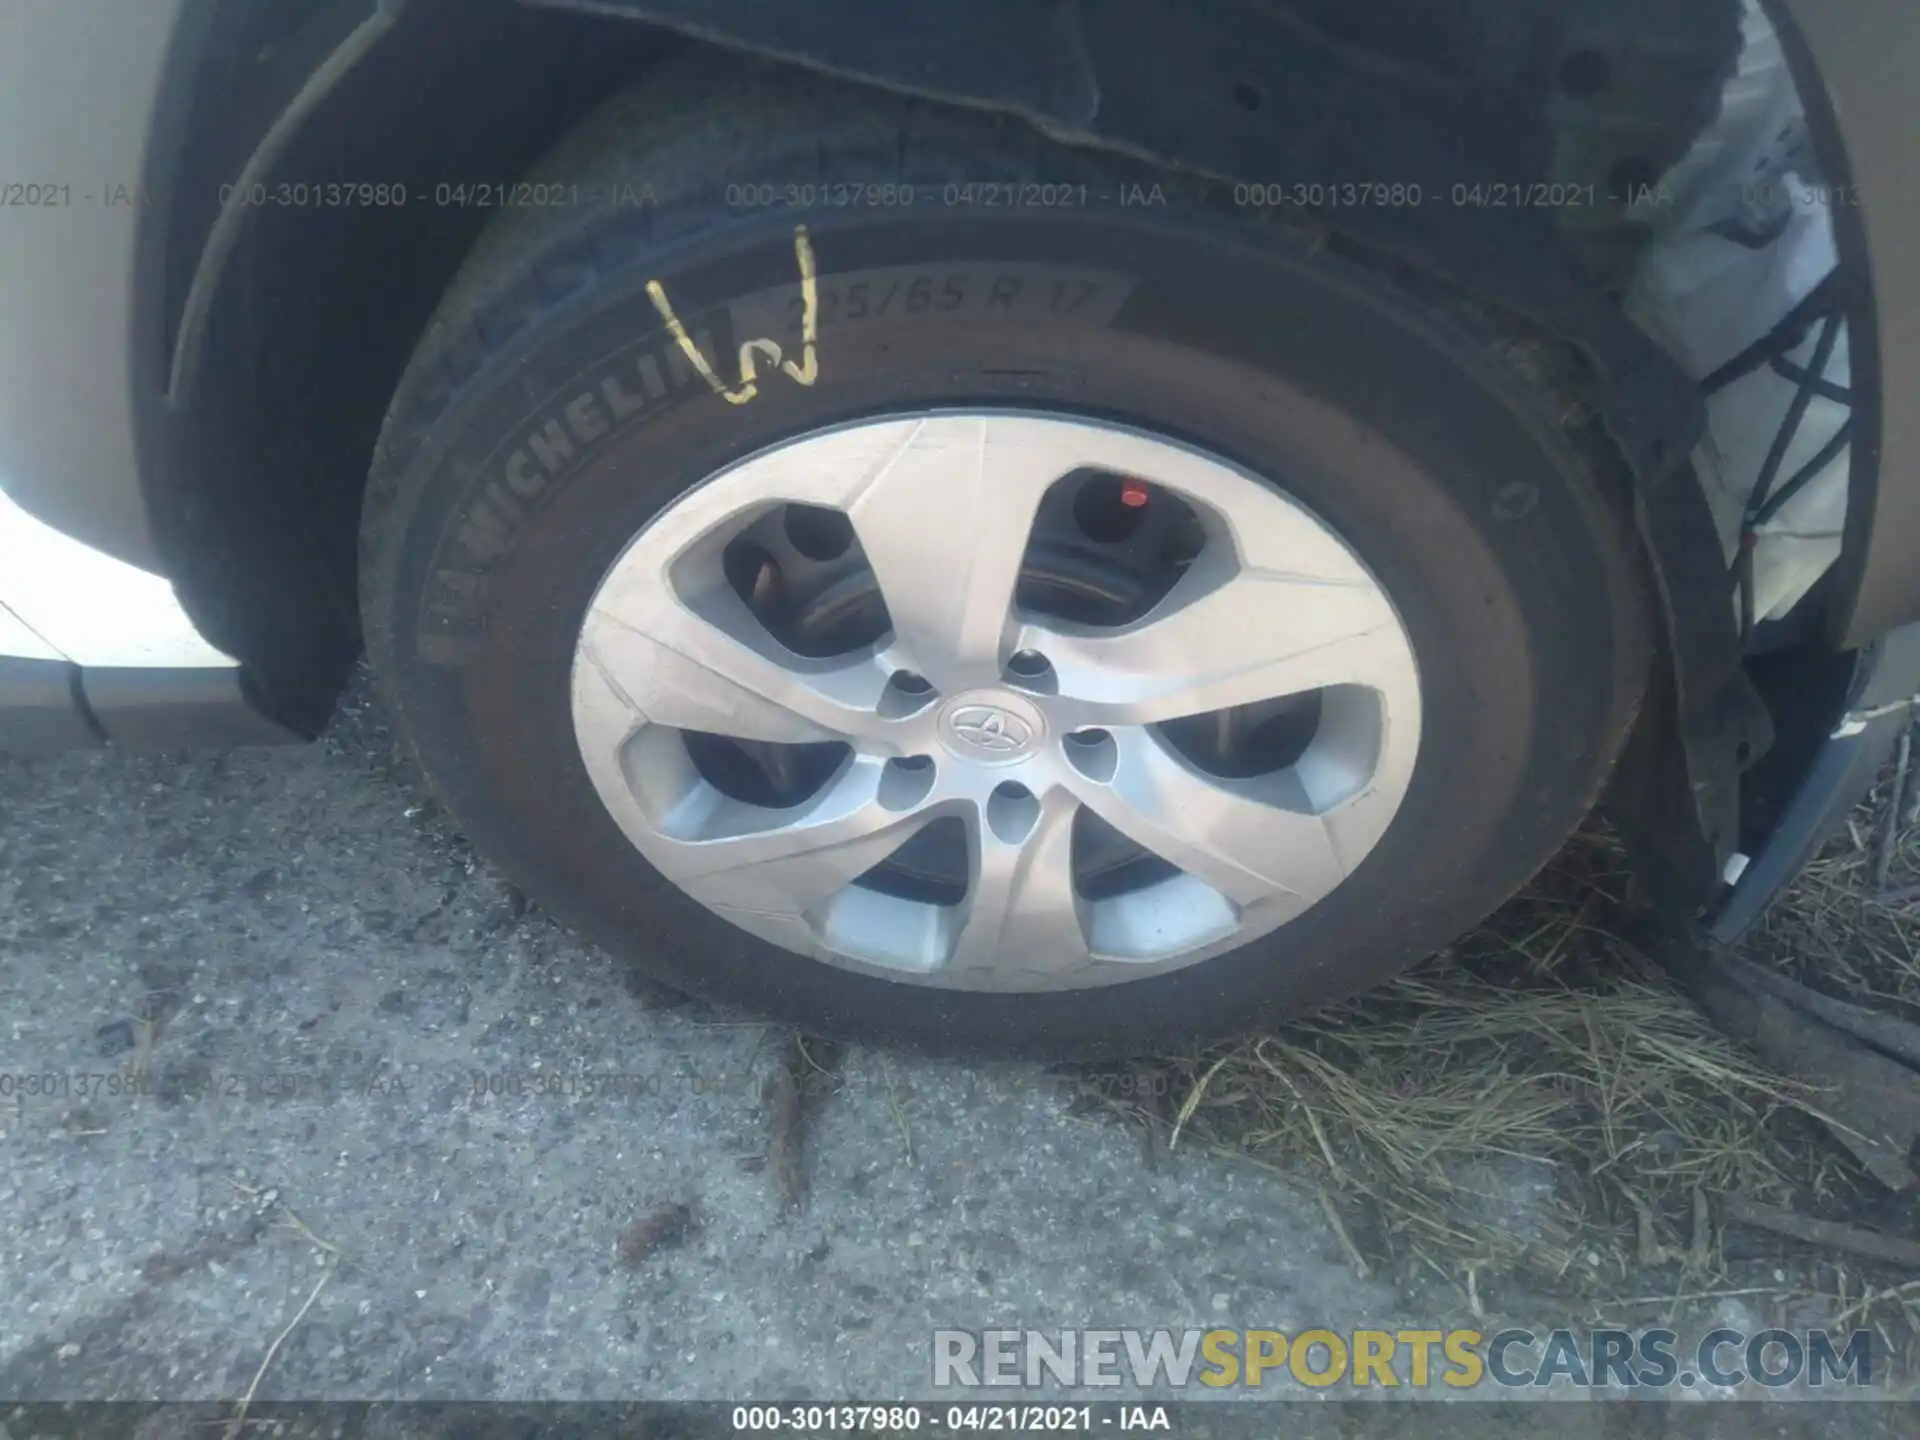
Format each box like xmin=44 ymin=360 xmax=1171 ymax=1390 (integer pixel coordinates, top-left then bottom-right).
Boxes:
xmin=361 ymin=56 xmax=1653 ymax=1059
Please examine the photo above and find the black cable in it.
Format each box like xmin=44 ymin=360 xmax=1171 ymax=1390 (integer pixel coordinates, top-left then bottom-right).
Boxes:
xmin=1699 ymin=269 xmax=1841 ymax=397
xmin=1736 ymin=535 xmax=1757 ymax=647
xmin=1744 ymin=307 xmax=1844 ymax=524
xmin=1706 ymin=268 xmax=1853 ymax=647
xmin=1734 ymin=298 xmax=1849 ymax=647
xmin=1750 ymin=418 xmax=1854 ymax=529
xmin=1767 ymin=355 xmax=1851 ymax=405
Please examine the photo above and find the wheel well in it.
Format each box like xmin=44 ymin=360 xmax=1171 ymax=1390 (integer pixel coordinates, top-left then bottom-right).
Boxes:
xmin=150 ymin=0 xmax=1764 ymax=753
xmin=147 ymin=0 xmax=677 ymax=729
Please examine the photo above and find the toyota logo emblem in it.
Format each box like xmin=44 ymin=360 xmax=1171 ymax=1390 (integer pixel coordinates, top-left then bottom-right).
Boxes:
xmin=946 ymin=704 xmax=1033 ymax=754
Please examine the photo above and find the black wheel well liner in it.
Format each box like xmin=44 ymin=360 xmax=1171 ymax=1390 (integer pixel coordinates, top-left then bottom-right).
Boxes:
xmin=138 ymin=0 xmax=677 ymax=731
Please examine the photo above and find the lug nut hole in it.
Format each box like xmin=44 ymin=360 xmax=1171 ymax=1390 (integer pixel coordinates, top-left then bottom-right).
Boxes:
xmin=783 ymin=503 xmax=855 ymax=561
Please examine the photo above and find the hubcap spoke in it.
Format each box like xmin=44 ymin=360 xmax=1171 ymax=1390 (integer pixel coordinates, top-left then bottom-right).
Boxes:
xmin=583 ymin=589 xmax=893 ymax=746
xmin=1061 ymin=728 xmax=1346 ymax=913
xmin=828 ymin=416 xmax=1086 ymax=692
xmin=1032 ymin=552 xmax=1413 ymax=728
xmin=662 ymin=759 xmax=933 ymax=915
xmin=946 ymin=788 xmax=1091 ymax=983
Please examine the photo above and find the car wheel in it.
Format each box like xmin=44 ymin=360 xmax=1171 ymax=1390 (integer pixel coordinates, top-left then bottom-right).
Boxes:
xmin=360 ymin=57 xmax=1652 ymax=1057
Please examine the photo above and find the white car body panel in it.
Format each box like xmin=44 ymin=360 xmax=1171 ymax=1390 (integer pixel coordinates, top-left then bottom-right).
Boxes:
xmin=0 ymin=597 xmax=64 ymax=662
xmin=0 ymin=0 xmax=185 ymax=575
xmin=0 ymin=482 xmax=233 ymax=668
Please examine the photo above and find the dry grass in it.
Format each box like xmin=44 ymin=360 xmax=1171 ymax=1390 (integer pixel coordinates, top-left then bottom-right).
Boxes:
xmin=1747 ymin=743 xmax=1920 ymax=1021
xmin=1078 ymin=755 xmax=1920 ymax=1325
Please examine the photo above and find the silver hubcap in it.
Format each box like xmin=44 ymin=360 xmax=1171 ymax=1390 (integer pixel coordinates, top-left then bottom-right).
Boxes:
xmin=570 ymin=412 xmax=1422 ymax=992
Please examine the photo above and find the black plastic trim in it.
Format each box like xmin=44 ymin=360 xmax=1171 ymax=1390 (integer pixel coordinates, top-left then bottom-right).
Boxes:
xmin=1709 ymin=620 xmax=1920 ymax=939
xmin=0 ymin=658 xmax=104 ymax=754
xmin=78 ymin=666 xmax=308 ymax=750
xmin=523 ymin=0 xmax=1708 ymax=498
xmin=164 ymin=0 xmax=402 ymax=408
xmin=0 ymin=659 xmax=308 ymax=752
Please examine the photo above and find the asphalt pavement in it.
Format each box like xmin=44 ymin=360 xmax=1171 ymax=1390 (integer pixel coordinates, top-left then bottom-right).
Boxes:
xmin=0 ymin=676 xmax=1402 ymax=1402
xmin=0 ymin=676 xmax=1903 ymax=1440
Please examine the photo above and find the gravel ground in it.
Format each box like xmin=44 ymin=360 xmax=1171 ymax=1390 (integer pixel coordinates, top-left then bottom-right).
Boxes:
xmin=0 ymin=684 xmax=1409 ymax=1403
xmin=0 ymin=683 xmax=1905 ymax=1437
